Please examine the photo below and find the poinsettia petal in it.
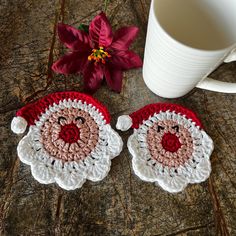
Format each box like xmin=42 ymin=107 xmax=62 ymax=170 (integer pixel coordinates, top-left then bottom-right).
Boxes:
xmin=83 ymin=62 xmax=104 ymax=93
xmin=104 ymin=66 xmax=123 ymax=92
xmin=89 ymin=12 xmax=113 ymax=48
xmin=111 ymin=50 xmax=143 ymax=70
xmin=110 ymin=26 xmax=139 ymax=50
xmin=57 ymin=23 xmax=91 ymax=51
xmin=52 ymin=52 xmax=88 ymax=75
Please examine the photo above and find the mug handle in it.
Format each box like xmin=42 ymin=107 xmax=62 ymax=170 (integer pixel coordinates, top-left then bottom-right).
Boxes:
xmin=196 ymin=49 xmax=236 ymax=93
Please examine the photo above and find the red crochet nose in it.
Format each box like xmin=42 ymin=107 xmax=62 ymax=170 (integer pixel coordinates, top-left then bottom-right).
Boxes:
xmin=161 ymin=132 xmax=181 ymax=152
xmin=59 ymin=123 xmax=80 ymax=144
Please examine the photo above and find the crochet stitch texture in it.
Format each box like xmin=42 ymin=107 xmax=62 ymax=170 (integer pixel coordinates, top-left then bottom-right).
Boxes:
xmin=11 ymin=91 xmax=123 ymax=190
xmin=116 ymin=103 xmax=214 ymax=193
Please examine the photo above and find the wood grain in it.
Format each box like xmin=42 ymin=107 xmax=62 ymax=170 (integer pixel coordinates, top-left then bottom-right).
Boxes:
xmin=0 ymin=0 xmax=235 ymax=235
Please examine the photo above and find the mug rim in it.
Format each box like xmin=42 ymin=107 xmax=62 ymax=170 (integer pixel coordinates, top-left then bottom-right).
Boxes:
xmin=151 ymin=0 xmax=236 ymax=53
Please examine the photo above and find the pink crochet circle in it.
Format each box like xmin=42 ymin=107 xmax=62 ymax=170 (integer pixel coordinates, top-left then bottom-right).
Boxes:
xmin=147 ymin=120 xmax=193 ymax=168
xmin=40 ymin=108 xmax=99 ymax=162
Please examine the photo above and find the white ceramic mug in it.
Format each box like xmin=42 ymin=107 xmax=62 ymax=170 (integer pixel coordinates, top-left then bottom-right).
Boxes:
xmin=143 ymin=0 xmax=236 ymax=98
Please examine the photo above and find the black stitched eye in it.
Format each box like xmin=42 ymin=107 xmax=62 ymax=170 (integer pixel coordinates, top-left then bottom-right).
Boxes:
xmin=75 ymin=116 xmax=85 ymax=124
xmin=172 ymin=125 xmax=179 ymax=132
xmin=58 ymin=116 xmax=66 ymax=125
xmin=157 ymin=125 xmax=164 ymax=132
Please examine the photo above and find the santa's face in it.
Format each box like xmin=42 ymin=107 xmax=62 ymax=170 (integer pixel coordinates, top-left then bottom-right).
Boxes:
xmin=17 ymin=99 xmax=123 ymax=190
xmin=41 ymin=107 xmax=99 ymax=162
xmin=147 ymin=120 xmax=194 ymax=168
xmin=128 ymin=111 xmax=214 ymax=193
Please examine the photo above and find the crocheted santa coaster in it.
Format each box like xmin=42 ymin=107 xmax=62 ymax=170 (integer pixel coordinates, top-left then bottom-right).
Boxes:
xmin=11 ymin=92 xmax=123 ymax=190
xmin=116 ymin=103 xmax=214 ymax=193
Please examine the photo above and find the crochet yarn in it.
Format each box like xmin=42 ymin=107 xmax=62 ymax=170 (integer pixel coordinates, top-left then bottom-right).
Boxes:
xmin=116 ymin=103 xmax=214 ymax=193
xmin=12 ymin=91 xmax=123 ymax=190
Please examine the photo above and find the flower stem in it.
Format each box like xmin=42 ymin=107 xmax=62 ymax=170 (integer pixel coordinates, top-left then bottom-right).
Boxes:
xmin=104 ymin=0 xmax=110 ymax=13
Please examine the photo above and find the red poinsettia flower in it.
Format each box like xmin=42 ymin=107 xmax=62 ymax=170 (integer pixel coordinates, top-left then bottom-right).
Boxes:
xmin=52 ymin=12 xmax=142 ymax=93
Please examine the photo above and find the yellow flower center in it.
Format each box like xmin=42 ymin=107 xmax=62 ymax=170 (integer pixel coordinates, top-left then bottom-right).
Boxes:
xmin=88 ymin=47 xmax=111 ymax=64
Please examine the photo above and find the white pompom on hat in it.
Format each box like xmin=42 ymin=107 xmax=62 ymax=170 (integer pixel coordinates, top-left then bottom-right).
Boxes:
xmin=11 ymin=116 xmax=28 ymax=134
xmin=116 ymin=115 xmax=133 ymax=131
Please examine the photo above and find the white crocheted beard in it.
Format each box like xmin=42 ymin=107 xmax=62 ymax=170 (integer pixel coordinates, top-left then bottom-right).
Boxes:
xmin=127 ymin=111 xmax=214 ymax=193
xmin=17 ymin=99 xmax=123 ymax=190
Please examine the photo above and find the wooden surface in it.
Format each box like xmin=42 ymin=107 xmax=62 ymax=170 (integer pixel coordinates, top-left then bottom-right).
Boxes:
xmin=0 ymin=0 xmax=236 ymax=235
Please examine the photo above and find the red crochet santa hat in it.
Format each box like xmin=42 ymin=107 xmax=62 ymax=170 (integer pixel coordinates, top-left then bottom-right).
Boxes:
xmin=11 ymin=91 xmax=111 ymax=134
xmin=116 ymin=103 xmax=203 ymax=131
